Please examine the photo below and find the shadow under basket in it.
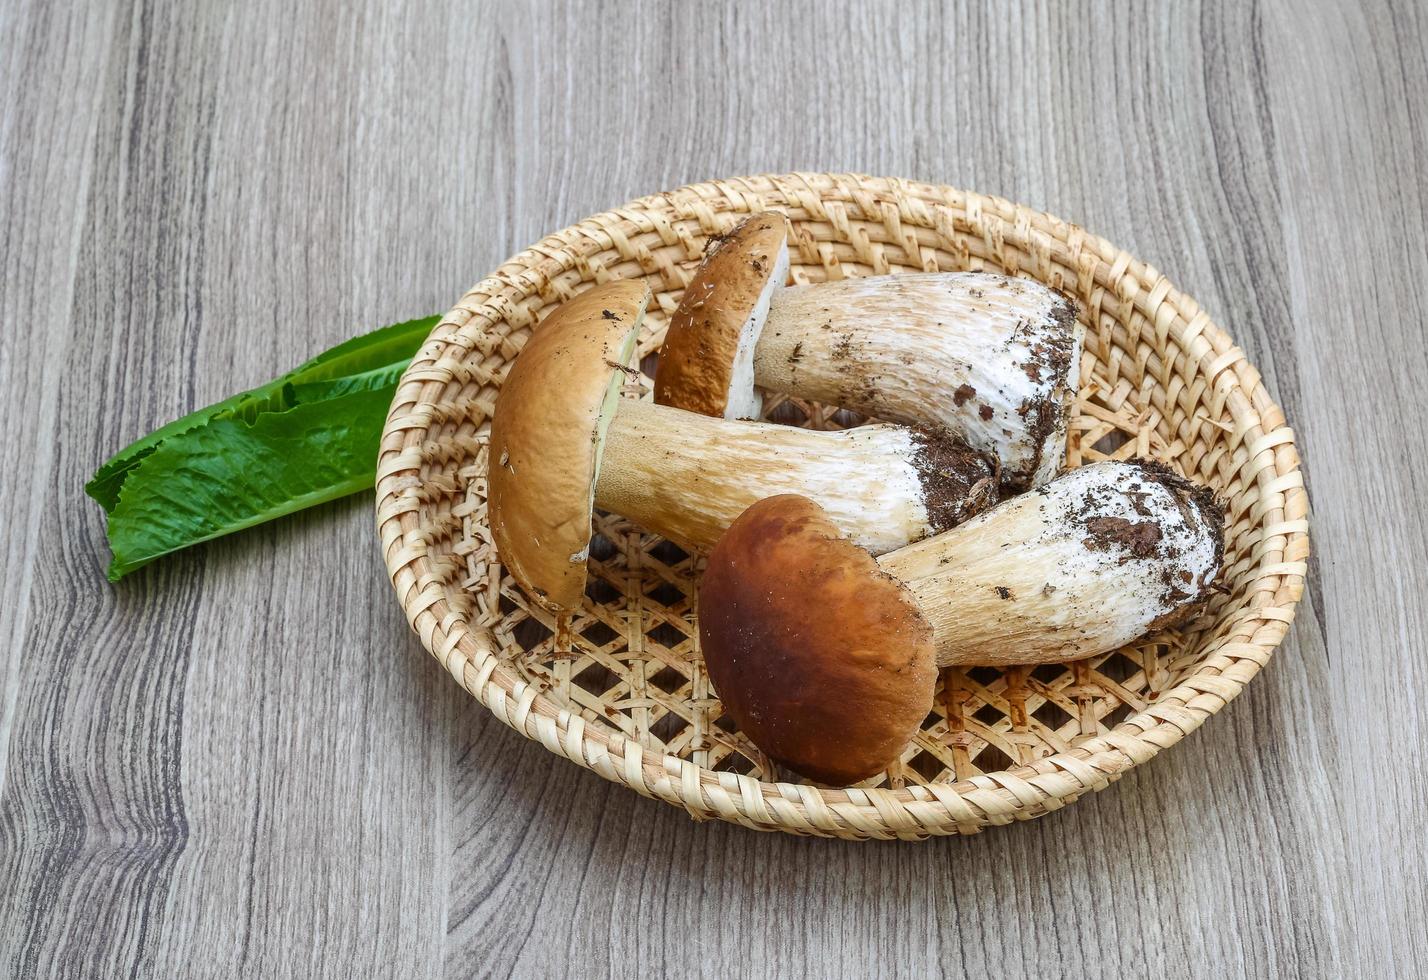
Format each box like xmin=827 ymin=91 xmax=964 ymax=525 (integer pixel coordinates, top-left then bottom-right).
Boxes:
xmin=376 ymin=173 xmax=1308 ymax=840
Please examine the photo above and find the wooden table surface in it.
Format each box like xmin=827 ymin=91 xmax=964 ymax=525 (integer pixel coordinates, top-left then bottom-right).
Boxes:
xmin=3 ymin=1 xmax=1425 ymax=976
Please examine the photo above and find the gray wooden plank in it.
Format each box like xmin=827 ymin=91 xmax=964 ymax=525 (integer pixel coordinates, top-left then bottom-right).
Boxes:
xmin=0 ymin=0 xmax=476 ymax=975
xmin=0 ymin=0 xmax=1423 ymax=977
xmin=0 ymin=0 xmax=124 ymax=803
xmin=1261 ymin=0 xmax=1428 ymax=973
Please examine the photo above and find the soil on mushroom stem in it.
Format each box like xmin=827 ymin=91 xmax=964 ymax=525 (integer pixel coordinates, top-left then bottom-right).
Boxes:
xmin=1067 ymin=458 xmax=1228 ymax=624
xmin=1008 ymin=394 xmax=1061 ymax=493
xmin=910 ymin=428 xmax=998 ymax=532
xmin=992 ymin=293 xmax=1083 ymax=491
xmin=1081 ymin=516 xmax=1163 ymax=561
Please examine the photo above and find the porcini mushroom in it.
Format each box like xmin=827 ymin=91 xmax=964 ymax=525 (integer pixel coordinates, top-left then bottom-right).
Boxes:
xmin=654 ymin=212 xmax=1084 ymax=491
xmin=698 ymin=460 xmax=1224 ymax=784
xmin=487 ymin=279 xmax=997 ymax=617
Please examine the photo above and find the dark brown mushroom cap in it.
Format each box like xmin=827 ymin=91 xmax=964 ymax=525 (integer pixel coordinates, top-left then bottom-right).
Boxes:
xmin=698 ymin=494 xmax=937 ymax=785
xmin=653 ymin=212 xmax=788 ymax=418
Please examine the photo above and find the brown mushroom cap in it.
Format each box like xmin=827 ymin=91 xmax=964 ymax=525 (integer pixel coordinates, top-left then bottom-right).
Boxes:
xmin=487 ymin=280 xmax=649 ymax=614
xmin=698 ymin=494 xmax=937 ymax=785
xmin=653 ymin=212 xmax=789 ymax=419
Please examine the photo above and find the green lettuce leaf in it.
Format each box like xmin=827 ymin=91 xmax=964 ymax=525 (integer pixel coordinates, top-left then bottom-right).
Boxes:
xmin=101 ymin=386 xmax=395 ymax=580
xmin=85 ymin=315 xmax=440 ymax=510
xmin=87 ymin=313 xmax=443 ymax=580
xmin=283 ymin=359 xmax=416 ymax=404
xmin=283 ymin=314 xmax=442 ymax=385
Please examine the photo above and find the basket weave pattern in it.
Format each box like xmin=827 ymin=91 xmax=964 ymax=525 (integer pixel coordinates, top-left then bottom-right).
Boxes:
xmin=377 ymin=174 xmax=1308 ymax=839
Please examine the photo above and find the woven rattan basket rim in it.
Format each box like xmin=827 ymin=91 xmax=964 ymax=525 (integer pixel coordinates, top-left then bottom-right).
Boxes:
xmin=377 ymin=173 xmax=1308 ymax=838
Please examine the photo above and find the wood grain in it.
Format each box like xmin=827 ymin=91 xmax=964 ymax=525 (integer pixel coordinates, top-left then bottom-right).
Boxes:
xmin=1 ymin=0 xmax=1423 ymax=976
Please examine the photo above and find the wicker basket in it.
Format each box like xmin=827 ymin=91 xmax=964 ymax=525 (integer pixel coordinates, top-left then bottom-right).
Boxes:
xmin=376 ymin=173 xmax=1308 ymax=839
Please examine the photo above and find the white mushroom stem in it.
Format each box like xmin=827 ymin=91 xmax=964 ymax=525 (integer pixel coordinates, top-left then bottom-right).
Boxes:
xmin=594 ymin=398 xmax=993 ymax=555
xmin=875 ymin=461 xmax=1224 ymax=666
xmin=752 ymin=272 xmax=1083 ymax=491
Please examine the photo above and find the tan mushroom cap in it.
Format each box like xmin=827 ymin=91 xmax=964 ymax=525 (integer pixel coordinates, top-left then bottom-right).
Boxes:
xmin=653 ymin=212 xmax=788 ymax=419
xmin=487 ymin=280 xmax=649 ymax=615
xmin=698 ymin=494 xmax=937 ymax=786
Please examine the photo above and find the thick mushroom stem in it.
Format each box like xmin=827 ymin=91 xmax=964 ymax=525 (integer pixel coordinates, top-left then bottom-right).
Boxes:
xmin=876 ymin=460 xmax=1225 ymax=666
xmin=594 ymin=398 xmax=994 ymax=554
xmin=753 ymin=273 xmax=1084 ymax=492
